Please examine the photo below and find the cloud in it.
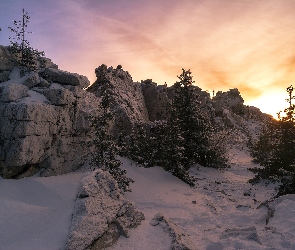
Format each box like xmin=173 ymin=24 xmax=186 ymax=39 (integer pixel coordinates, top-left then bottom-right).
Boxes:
xmin=2 ymin=0 xmax=295 ymax=115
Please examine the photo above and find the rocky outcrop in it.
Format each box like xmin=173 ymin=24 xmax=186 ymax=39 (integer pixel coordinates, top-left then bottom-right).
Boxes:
xmin=0 ymin=46 xmax=15 ymax=83
xmin=211 ymin=88 xmax=271 ymax=136
xmin=151 ymin=213 xmax=195 ymax=250
xmin=66 ymin=170 xmax=145 ymax=250
xmin=141 ymin=79 xmax=171 ymax=121
xmin=41 ymin=68 xmax=90 ymax=89
xmin=0 ymin=48 xmax=99 ymax=178
xmin=0 ymin=46 xmax=271 ymax=178
xmin=87 ymin=64 xmax=149 ymax=135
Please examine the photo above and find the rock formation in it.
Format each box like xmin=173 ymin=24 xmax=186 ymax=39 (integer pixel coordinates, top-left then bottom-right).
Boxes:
xmin=141 ymin=79 xmax=171 ymax=121
xmin=0 ymin=45 xmax=271 ymax=179
xmin=66 ymin=169 xmax=145 ymax=250
xmin=0 ymin=46 xmax=100 ymax=178
xmin=87 ymin=64 xmax=150 ymax=135
xmin=151 ymin=213 xmax=195 ymax=250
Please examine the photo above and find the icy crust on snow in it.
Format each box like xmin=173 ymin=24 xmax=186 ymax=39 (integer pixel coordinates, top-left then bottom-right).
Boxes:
xmin=66 ymin=169 xmax=144 ymax=250
xmin=110 ymin=154 xmax=295 ymax=250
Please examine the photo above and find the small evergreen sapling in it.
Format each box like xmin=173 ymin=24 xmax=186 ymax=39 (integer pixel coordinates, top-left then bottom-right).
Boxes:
xmin=90 ymin=80 xmax=133 ymax=192
xmin=8 ymin=8 xmax=44 ymax=76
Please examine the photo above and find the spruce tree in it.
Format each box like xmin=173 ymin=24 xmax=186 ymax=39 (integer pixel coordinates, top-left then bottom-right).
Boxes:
xmin=171 ymin=69 xmax=228 ymax=169
xmin=8 ymin=8 xmax=44 ymax=76
xmin=249 ymin=85 xmax=295 ymax=196
xmin=120 ymin=69 xmax=228 ymax=187
xmin=91 ymin=80 xmax=133 ymax=192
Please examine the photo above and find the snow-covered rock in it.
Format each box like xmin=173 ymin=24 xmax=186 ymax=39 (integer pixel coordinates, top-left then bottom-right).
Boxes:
xmin=66 ymin=169 xmax=144 ymax=250
xmin=0 ymin=48 xmax=100 ymax=178
xmin=0 ymin=83 xmax=29 ymax=102
xmin=0 ymin=49 xmax=271 ymax=179
xmin=41 ymin=67 xmax=90 ymax=88
xmin=151 ymin=213 xmax=195 ymax=250
xmin=87 ymin=64 xmax=149 ymax=135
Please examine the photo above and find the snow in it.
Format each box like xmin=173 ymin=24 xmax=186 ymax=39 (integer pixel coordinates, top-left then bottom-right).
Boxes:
xmin=0 ymin=172 xmax=83 ymax=250
xmin=0 ymin=149 xmax=295 ymax=249
xmin=110 ymin=150 xmax=295 ymax=250
xmin=0 ymin=67 xmax=26 ymax=86
xmin=20 ymin=90 xmax=49 ymax=104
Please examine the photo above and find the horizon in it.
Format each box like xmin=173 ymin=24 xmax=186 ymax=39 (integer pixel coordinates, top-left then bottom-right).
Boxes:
xmin=1 ymin=0 xmax=295 ymax=118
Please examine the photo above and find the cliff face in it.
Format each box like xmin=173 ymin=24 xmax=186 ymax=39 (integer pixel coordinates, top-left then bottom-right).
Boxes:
xmin=0 ymin=46 xmax=100 ymax=178
xmin=87 ymin=64 xmax=149 ymax=135
xmin=0 ymin=47 xmax=270 ymax=178
xmin=141 ymin=79 xmax=171 ymax=121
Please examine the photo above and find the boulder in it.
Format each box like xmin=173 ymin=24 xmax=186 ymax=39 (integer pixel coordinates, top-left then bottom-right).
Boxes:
xmin=42 ymin=88 xmax=75 ymax=106
xmin=42 ymin=68 xmax=90 ymax=88
xmin=66 ymin=170 xmax=145 ymax=250
xmin=0 ymin=84 xmax=29 ymax=102
xmin=23 ymin=72 xmax=40 ymax=88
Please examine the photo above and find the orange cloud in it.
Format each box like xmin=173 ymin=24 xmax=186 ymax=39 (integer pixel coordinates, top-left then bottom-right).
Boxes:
xmin=4 ymin=0 xmax=295 ymax=116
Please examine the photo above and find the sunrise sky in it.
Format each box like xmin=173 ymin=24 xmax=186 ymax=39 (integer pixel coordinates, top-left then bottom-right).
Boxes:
xmin=1 ymin=0 xmax=295 ymax=117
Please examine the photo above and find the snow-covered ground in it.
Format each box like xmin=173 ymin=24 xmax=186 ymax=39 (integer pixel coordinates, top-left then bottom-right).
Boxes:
xmin=1 ymin=148 xmax=295 ymax=249
xmin=0 ymin=172 xmax=83 ymax=250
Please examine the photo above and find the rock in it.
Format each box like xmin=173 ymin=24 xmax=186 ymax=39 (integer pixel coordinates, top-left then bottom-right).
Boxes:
xmin=141 ymin=79 xmax=171 ymax=121
xmin=38 ymin=77 xmax=50 ymax=87
xmin=42 ymin=68 xmax=90 ymax=88
xmin=0 ymin=84 xmax=29 ymax=102
xmin=23 ymin=72 xmax=40 ymax=88
xmin=0 ymin=46 xmax=14 ymax=76
xmin=151 ymin=213 xmax=195 ymax=250
xmin=0 ymin=90 xmax=100 ymax=178
xmin=66 ymin=170 xmax=144 ymax=250
xmin=88 ymin=64 xmax=149 ymax=135
xmin=220 ymin=226 xmax=261 ymax=244
xmin=0 ymin=71 xmax=10 ymax=83
xmin=42 ymin=88 xmax=75 ymax=106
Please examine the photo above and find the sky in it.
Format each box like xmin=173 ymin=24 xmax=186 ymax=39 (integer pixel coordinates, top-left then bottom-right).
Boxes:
xmin=1 ymin=0 xmax=295 ymax=117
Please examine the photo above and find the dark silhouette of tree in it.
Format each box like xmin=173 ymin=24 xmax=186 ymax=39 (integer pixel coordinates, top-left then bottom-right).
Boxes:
xmin=170 ymin=69 xmax=228 ymax=169
xmin=249 ymin=85 xmax=295 ymax=196
xmin=8 ymin=8 xmax=44 ymax=76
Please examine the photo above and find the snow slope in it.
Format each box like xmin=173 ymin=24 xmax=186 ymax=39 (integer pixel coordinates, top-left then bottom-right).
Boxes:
xmin=0 ymin=173 xmax=83 ymax=250
xmin=111 ymin=150 xmax=295 ymax=250
xmin=0 ymin=149 xmax=295 ymax=249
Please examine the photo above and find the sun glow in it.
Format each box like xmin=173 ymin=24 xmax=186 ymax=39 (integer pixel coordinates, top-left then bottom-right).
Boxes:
xmin=246 ymin=89 xmax=287 ymax=119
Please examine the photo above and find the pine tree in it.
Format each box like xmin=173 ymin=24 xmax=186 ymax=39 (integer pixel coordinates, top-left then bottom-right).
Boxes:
xmin=120 ymin=69 xmax=228 ymax=187
xmin=170 ymin=69 xmax=229 ymax=169
xmin=161 ymin=119 xmax=195 ymax=186
xmin=249 ymin=85 xmax=295 ymax=196
xmin=8 ymin=8 xmax=44 ymax=76
xmin=91 ymin=80 xmax=133 ymax=192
